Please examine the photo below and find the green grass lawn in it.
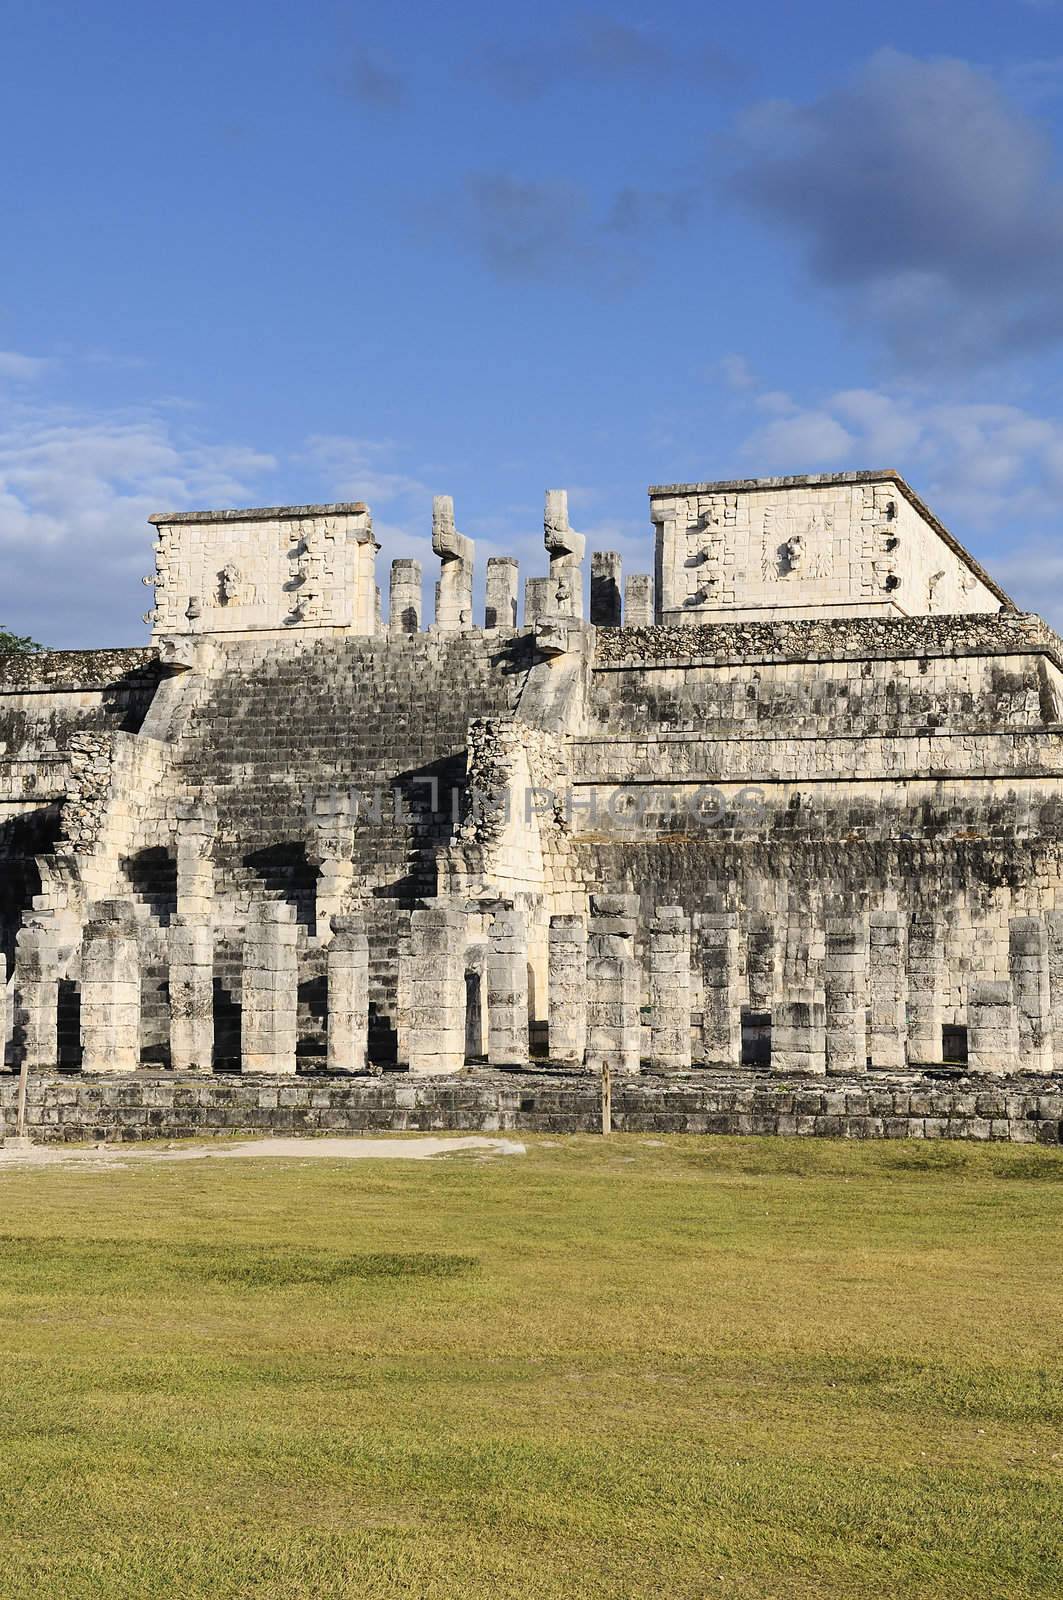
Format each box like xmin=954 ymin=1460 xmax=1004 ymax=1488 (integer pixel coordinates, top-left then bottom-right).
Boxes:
xmin=1 ymin=1134 xmax=1062 ymax=1599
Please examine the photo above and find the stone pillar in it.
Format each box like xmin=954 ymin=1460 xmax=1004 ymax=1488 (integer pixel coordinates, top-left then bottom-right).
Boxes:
xmin=869 ymin=911 xmax=907 ymax=1069
xmin=80 ymin=902 xmax=141 ymax=1074
xmin=624 ymin=574 xmax=653 ymax=628
xmin=487 ymin=904 xmax=529 ymax=1067
xmin=14 ymin=919 xmax=61 ymax=1069
xmin=524 ymin=576 xmax=554 ymax=626
xmin=389 ymin=558 xmax=422 ymax=635
xmin=548 ymin=914 xmax=587 ymax=1067
xmin=648 ymin=906 xmax=691 ymax=1072
xmin=968 ymin=980 xmax=1019 ymax=1075
xmin=464 ymin=943 xmax=488 ymax=1060
xmin=0 ymin=952 xmax=8 ymax=1071
xmin=309 ymin=810 xmax=354 ymax=941
xmin=432 ymin=495 xmax=473 ymax=632
xmin=485 ymin=557 xmax=518 ymax=629
xmin=699 ymin=913 xmax=742 ymax=1065
xmin=586 ymin=893 xmax=640 ymax=1075
xmin=405 ymin=904 xmax=467 ymax=1075
xmin=544 ymin=489 xmax=585 ymax=620
xmin=1009 ymin=916 xmax=1053 ymax=1074
xmin=1047 ymin=911 xmax=1063 ymax=1074
xmin=241 ymin=902 xmax=298 ymax=1075
xmin=175 ymin=801 xmax=217 ymax=920
xmin=747 ymin=915 xmax=777 ymax=1012
xmin=772 ymin=988 xmax=826 ymax=1075
xmin=327 ymin=913 xmax=370 ymax=1073
xmin=169 ymin=916 xmax=214 ymax=1072
xmin=906 ymin=914 xmax=945 ymax=1065
xmin=825 ymin=916 xmax=869 ymax=1075
xmin=590 ymin=551 xmax=622 ymax=627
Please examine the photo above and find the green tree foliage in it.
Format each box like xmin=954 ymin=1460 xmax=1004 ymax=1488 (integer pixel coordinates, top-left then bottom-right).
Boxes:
xmin=0 ymin=624 xmax=43 ymax=653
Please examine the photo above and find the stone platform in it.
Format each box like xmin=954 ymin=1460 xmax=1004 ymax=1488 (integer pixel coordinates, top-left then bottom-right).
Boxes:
xmin=3 ymin=1069 xmax=1062 ymax=1145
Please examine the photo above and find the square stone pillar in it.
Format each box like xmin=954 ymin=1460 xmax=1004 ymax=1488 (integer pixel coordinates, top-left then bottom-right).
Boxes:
xmin=405 ymin=905 xmax=467 ymax=1075
xmin=825 ymin=916 xmax=868 ymax=1076
xmin=1009 ymin=916 xmax=1053 ymax=1074
xmin=747 ymin=914 xmax=778 ymax=1012
xmin=327 ymin=914 xmax=370 ymax=1073
xmin=648 ymin=906 xmax=691 ymax=1072
xmin=0 ymin=951 xmax=8 ymax=1070
xmin=699 ymin=913 xmax=741 ymax=1065
xmin=524 ymin=576 xmax=554 ymax=626
xmin=241 ymin=902 xmax=298 ymax=1075
xmin=590 ymin=552 xmax=622 ymax=627
xmin=623 ymin=574 xmax=653 ymax=628
xmin=548 ymin=914 xmax=587 ymax=1067
xmin=968 ymin=980 xmax=1019 ymax=1076
xmin=389 ymin=559 xmax=422 ymax=634
xmin=81 ymin=902 xmax=141 ymax=1074
xmin=485 ymin=557 xmax=519 ymax=629
xmin=586 ymin=893 xmax=640 ymax=1076
xmin=14 ymin=919 xmax=61 ymax=1070
xmin=869 ymin=911 xmax=907 ymax=1069
xmin=487 ymin=904 xmax=529 ymax=1067
xmin=176 ymin=802 xmax=217 ymax=921
xmin=1048 ymin=911 xmax=1063 ymax=1073
xmin=907 ymin=914 xmax=945 ymax=1065
xmin=169 ymin=916 xmax=214 ymax=1072
xmin=772 ymin=988 xmax=826 ymax=1075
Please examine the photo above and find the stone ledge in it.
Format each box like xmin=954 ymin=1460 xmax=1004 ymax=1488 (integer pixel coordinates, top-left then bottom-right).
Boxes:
xmin=3 ymin=1070 xmax=1062 ymax=1144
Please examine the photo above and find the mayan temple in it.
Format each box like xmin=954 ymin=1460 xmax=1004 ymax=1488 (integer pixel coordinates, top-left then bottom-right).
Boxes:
xmin=3 ymin=468 xmax=1063 ymax=1140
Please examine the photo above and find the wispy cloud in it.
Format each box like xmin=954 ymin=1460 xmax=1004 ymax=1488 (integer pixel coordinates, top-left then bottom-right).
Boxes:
xmin=727 ymin=48 xmax=1063 ymax=369
xmin=0 ymin=351 xmax=53 ymax=382
xmin=337 ymin=46 xmax=406 ymax=109
xmin=468 ymin=13 xmax=742 ymax=101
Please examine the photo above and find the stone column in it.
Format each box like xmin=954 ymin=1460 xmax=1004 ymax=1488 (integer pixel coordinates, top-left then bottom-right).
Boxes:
xmin=906 ymin=914 xmax=945 ymax=1065
xmin=169 ymin=916 xmax=214 ymax=1072
xmin=309 ymin=812 xmax=354 ymax=941
xmin=327 ymin=913 xmax=370 ymax=1073
xmin=699 ymin=913 xmax=741 ymax=1065
xmin=548 ymin=914 xmax=587 ymax=1067
xmin=747 ymin=915 xmax=777 ymax=1012
xmin=968 ymin=980 xmax=1019 ymax=1075
xmin=175 ymin=801 xmax=216 ymax=920
xmin=590 ymin=551 xmax=622 ymax=627
xmin=14 ymin=919 xmax=61 ymax=1070
xmin=586 ymin=893 xmax=640 ymax=1075
xmin=772 ymin=988 xmax=826 ymax=1075
xmin=544 ymin=489 xmax=585 ymax=620
xmin=0 ymin=952 xmax=8 ymax=1071
xmin=1009 ymin=916 xmax=1053 ymax=1074
xmin=241 ymin=902 xmax=298 ymax=1075
xmin=389 ymin=559 xmax=422 ymax=635
xmin=1047 ymin=911 xmax=1063 ymax=1074
xmin=623 ymin=574 xmax=653 ymax=628
xmin=404 ymin=904 xmax=467 ymax=1075
xmin=524 ymin=576 xmax=554 ymax=626
xmin=648 ymin=906 xmax=691 ymax=1072
xmin=432 ymin=495 xmax=474 ymax=632
xmin=485 ymin=557 xmax=519 ymax=629
xmin=869 ymin=911 xmax=907 ymax=1069
xmin=81 ymin=902 xmax=141 ymax=1074
xmin=825 ymin=916 xmax=868 ymax=1076
xmin=487 ymin=904 xmax=529 ymax=1067
xmin=464 ymin=943 xmax=488 ymax=1060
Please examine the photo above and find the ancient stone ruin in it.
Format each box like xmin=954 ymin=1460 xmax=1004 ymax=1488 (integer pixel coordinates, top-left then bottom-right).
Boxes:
xmin=3 ymin=469 xmax=1063 ymax=1140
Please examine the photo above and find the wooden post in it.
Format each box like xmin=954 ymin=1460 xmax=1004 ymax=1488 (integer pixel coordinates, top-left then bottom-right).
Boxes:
xmin=600 ymin=1062 xmax=612 ymax=1136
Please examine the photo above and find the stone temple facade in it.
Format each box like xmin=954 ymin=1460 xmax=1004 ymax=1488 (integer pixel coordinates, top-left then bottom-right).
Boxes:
xmin=2 ymin=467 xmax=1063 ymax=1122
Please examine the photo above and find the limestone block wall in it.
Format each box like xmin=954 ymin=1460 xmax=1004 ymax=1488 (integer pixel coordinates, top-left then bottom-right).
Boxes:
xmin=147 ymin=503 xmax=379 ymax=637
xmin=650 ymin=473 xmax=1005 ymax=624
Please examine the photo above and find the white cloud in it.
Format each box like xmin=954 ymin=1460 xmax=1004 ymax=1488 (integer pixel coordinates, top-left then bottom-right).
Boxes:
xmin=0 ymin=403 xmax=276 ymax=646
xmin=0 ymin=351 xmax=52 ymax=382
xmin=737 ymin=378 xmax=1063 ymax=622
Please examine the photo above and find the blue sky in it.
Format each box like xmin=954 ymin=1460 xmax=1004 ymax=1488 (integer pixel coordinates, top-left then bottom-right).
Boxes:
xmin=2 ymin=0 xmax=1063 ymax=644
